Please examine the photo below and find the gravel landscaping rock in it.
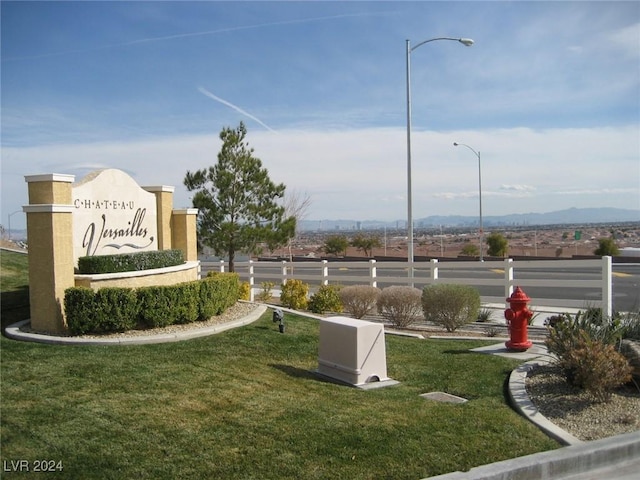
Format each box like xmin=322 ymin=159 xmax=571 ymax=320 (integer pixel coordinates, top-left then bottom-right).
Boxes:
xmin=526 ymin=363 xmax=640 ymax=441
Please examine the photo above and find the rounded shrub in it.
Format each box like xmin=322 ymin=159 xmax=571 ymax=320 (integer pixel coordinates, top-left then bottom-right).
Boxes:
xmin=238 ymin=281 xmax=251 ymax=301
xmin=339 ymin=285 xmax=380 ymax=319
xmin=308 ymin=284 xmax=343 ymax=314
xmin=279 ymin=279 xmax=309 ymax=310
xmin=376 ymin=286 xmax=422 ymax=328
xmin=421 ymin=284 xmax=481 ymax=332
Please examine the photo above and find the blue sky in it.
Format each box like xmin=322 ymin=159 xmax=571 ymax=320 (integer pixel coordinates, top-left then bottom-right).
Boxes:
xmin=2 ymin=1 xmax=639 ymax=231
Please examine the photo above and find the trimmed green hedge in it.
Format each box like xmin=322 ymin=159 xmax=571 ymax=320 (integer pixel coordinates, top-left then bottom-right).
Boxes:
xmin=64 ymin=273 xmax=241 ymax=335
xmin=77 ymin=249 xmax=184 ymax=274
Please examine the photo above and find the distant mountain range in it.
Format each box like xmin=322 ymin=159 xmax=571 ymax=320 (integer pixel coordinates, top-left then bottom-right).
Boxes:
xmin=300 ymin=207 xmax=640 ymax=231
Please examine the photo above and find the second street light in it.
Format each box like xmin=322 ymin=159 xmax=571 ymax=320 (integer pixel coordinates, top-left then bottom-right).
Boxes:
xmin=406 ymin=37 xmax=473 ymax=278
xmin=453 ymin=142 xmax=484 ymax=261
xmin=8 ymin=210 xmax=22 ymax=243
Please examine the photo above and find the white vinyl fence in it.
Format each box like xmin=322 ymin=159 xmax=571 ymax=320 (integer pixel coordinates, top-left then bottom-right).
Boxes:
xmin=202 ymin=256 xmax=612 ymax=317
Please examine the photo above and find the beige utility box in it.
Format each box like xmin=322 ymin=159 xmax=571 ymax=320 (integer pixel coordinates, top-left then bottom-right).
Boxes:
xmin=318 ymin=317 xmax=396 ymax=388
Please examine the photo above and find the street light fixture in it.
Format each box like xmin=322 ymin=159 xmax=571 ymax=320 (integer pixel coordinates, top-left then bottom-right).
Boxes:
xmin=453 ymin=142 xmax=483 ymax=261
xmin=406 ymin=37 xmax=473 ymax=278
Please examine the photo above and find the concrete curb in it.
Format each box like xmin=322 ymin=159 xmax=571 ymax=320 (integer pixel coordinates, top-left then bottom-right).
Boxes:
xmin=424 ymin=430 xmax=640 ymax=480
xmin=4 ymin=305 xmax=268 ymax=346
xmin=508 ymin=359 xmax=584 ymax=446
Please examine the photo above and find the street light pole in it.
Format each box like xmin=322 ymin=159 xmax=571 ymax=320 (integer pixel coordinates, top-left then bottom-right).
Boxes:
xmin=8 ymin=210 xmax=22 ymax=243
xmin=406 ymin=37 xmax=473 ymax=279
xmin=453 ymin=142 xmax=483 ymax=261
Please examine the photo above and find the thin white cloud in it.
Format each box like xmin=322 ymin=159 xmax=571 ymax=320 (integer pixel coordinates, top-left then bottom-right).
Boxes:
xmin=198 ymin=87 xmax=276 ymax=133
xmin=2 ymin=11 xmax=398 ymax=62
xmin=500 ymin=185 xmax=536 ymax=192
xmin=607 ymin=22 xmax=640 ymax=58
xmin=551 ymin=188 xmax=638 ymax=196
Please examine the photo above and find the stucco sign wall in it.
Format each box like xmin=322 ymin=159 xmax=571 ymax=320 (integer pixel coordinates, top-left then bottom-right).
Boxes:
xmin=72 ymin=169 xmax=158 ymax=265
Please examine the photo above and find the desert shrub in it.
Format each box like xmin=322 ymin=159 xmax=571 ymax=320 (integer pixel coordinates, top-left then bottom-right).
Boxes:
xmin=308 ymin=284 xmax=343 ymax=314
xmin=620 ymin=310 xmax=640 ymax=341
xmin=544 ymin=313 xmax=572 ymax=329
xmin=546 ymin=309 xmax=633 ymax=400
xmin=546 ymin=309 xmax=625 ymax=356
xmin=238 ymin=281 xmax=251 ymax=301
xmin=340 ymin=285 xmax=380 ymax=319
xmin=559 ymin=332 xmax=632 ymax=401
xmin=477 ymin=307 xmax=493 ymax=323
xmin=484 ymin=326 xmax=500 ymax=338
xmin=376 ymin=286 xmax=422 ymax=328
xmin=421 ymin=284 xmax=481 ymax=332
xmin=279 ymin=279 xmax=309 ymax=310
xmin=256 ymin=282 xmax=275 ymax=302
xmin=619 ymin=340 xmax=640 ymax=381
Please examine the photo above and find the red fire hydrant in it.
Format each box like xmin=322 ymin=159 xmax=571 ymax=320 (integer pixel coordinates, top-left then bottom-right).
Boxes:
xmin=504 ymin=286 xmax=533 ymax=351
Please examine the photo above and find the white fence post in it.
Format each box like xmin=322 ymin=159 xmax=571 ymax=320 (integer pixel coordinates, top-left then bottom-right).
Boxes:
xmin=248 ymin=260 xmax=255 ymax=302
xmin=219 ymin=260 xmax=225 ymax=273
xmin=504 ymin=258 xmax=514 ymax=303
xmin=369 ymin=259 xmax=377 ymax=288
xmin=281 ymin=261 xmax=288 ymax=285
xmin=322 ymin=260 xmax=329 ymax=286
xmin=602 ymin=256 xmax=612 ymax=318
xmin=430 ymin=259 xmax=439 ymax=283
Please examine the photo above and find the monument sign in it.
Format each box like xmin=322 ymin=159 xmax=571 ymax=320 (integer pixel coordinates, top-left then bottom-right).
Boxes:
xmin=72 ymin=169 xmax=158 ymax=265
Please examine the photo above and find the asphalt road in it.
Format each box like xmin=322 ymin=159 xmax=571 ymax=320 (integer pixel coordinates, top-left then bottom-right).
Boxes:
xmin=202 ymin=261 xmax=639 ymax=313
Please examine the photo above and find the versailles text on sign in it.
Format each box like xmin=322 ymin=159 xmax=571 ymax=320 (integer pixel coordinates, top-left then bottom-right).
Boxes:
xmin=71 ymin=169 xmax=158 ymax=264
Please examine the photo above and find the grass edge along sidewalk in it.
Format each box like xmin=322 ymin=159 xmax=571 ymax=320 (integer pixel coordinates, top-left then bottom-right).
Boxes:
xmin=1 ymin=310 xmax=558 ymax=480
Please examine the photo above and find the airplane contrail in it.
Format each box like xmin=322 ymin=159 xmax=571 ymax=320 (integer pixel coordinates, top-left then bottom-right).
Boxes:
xmin=3 ymin=11 xmax=398 ymax=62
xmin=197 ymin=86 xmax=276 ymax=133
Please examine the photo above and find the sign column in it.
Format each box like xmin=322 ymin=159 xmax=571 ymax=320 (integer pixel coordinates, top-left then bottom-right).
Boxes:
xmin=24 ymin=174 xmax=75 ymax=333
xmin=143 ymin=185 xmax=175 ymax=250
xmin=171 ymin=209 xmax=199 ymax=262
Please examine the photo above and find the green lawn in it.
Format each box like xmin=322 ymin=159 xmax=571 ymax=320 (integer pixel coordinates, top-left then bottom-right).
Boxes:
xmin=0 ymin=250 xmax=30 ymax=331
xmin=1 ymin=249 xmax=558 ymax=479
xmin=0 ymin=313 xmax=558 ymax=479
